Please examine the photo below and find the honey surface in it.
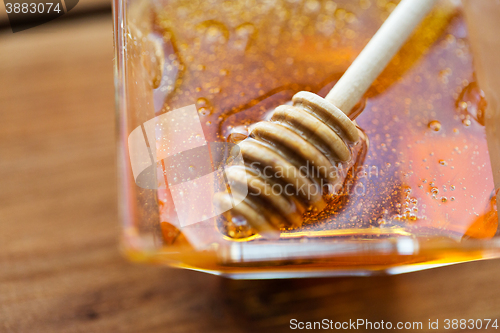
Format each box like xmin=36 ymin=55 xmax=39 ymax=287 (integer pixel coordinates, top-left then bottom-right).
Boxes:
xmin=149 ymin=0 xmax=497 ymax=245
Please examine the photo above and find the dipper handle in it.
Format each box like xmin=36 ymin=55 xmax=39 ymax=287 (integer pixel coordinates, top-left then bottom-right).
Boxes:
xmin=325 ymin=0 xmax=438 ymax=116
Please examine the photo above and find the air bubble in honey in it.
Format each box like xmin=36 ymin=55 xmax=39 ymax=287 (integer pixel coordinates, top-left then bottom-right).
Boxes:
xmin=196 ymin=20 xmax=229 ymax=44
xmin=196 ymin=97 xmax=213 ymax=115
xmin=457 ymin=82 xmax=487 ymax=125
xmin=428 ymin=120 xmax=441 ymax=132
xmin=198 ymin=107 xmax=211 ymax=116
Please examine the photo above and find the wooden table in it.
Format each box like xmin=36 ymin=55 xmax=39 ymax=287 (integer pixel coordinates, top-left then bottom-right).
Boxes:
xmin=1 ymin=7 xmax=500 ymax=333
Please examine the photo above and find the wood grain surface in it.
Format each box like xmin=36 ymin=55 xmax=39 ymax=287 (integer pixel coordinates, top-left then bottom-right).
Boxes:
xmin=1 ymin=13 xmax=500 ymax=333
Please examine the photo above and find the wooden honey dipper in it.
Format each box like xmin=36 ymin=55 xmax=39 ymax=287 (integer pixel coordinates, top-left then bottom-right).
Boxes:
xmin=217 ymin=0 xmax=438 ymax=236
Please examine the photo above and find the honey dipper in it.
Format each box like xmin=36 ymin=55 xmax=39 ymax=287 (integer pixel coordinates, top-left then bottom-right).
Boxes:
xmin=217 ymin=0 xmax=438 ymax=235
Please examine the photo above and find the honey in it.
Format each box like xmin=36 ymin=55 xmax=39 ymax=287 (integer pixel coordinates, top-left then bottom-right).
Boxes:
xmin=125 ymin=0 xmax=499 ymax=273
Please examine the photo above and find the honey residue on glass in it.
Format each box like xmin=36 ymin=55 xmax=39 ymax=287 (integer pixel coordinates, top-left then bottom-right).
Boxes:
xmin=145 ymin=0 xmax=497 ymax=253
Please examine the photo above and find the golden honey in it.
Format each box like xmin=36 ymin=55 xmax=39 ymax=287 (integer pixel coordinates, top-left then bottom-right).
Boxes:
xmin=124 ymin=0 xmax=499 ymax=274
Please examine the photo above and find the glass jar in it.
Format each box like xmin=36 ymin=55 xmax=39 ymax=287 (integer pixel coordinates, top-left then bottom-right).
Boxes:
xmin=113 ymin=0 xmax=500 ymax=278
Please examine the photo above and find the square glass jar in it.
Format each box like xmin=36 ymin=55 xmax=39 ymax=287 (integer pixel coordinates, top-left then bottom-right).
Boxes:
xmin=113 ymin=0 xmax=500 ymax=278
